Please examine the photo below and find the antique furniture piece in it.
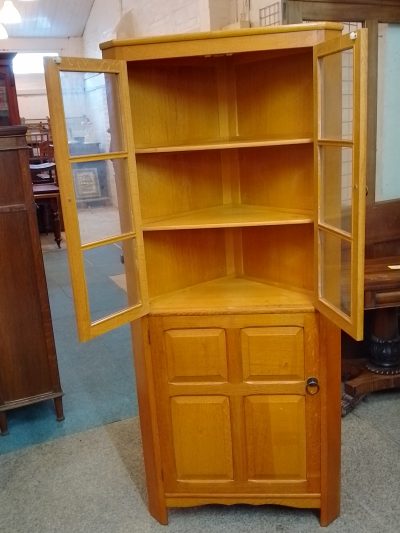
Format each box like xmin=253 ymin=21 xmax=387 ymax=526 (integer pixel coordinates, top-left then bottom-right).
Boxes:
xmin=0 ymin=53 xmax=20 ymax=126
xmin=33 ymin=182 xmax=62 ymax=248
xmin=26 ymin=119 xmax=63 ymax=248
xmin=25 ymin=119 xmax=53 ymax=162
xmin=0 ymin=126 xmax=63 ymax=435
xmin=344 ymin=255 xmax=400 ymax=397
xmin=45 ymin=23 xmax=367 ymax=526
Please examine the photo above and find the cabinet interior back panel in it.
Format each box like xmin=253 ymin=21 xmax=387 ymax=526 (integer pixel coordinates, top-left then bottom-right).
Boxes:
xmin=144 ymin=225 xmax=314 ymax=300
xmin=137 ymin=143 xmax=313 ymax=224
xmin=234 ymin=50 xmax=313 ymax=138
xmin=128 ymin=60 xmax=220 ymax=147
xmin=144 ymin=228 xmax=228 ymax=298
xmin=239 ymin=144 xmax=314 ymax=213
xmin=136 ymin=151 xmax=224 ymax=221
xmin=241 ymin=225 xmax=314 ymax=291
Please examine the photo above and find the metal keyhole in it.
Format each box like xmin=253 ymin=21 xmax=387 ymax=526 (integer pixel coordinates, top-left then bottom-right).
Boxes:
xmin=306 ymin=377 xmax=320 ymax=395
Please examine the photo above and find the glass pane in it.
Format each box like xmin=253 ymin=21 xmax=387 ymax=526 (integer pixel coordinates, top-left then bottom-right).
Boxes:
xmin=320 ymin=146 xmax=352 ymax=233
xmin=0 ymin=78 xmax=10 ymax=126
xmin=72 ymin=159 xmax=133 ymax=245
xmin=375 ymin=23 xmax=400 ymax=202
xmin=84 ymin=239 xmax=141 ymax=322
xmin=60 ymin=71 xmax=123 ymax=156
xmin=320 ymin=48 xmax=353 ymax=140
xmin=319 ymin=231 xmax=351 ymax=317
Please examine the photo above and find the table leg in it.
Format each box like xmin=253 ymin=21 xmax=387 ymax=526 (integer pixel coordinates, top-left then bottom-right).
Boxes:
xmin=368 ymin=307 xmax=400 ymax=371
xmin=54 ymin=397 xmax=65 ymax=421
xmin=0 ymin=411 xmax=9 ymax=435
xmin=49 ymin=197 xmax=62 ymax=248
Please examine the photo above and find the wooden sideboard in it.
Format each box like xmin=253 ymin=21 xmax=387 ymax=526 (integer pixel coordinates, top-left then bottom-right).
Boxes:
xmin=0 ymin=126 xmax=63 ymax=435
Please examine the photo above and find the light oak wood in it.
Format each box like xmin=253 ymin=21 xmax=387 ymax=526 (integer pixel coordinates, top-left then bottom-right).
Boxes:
xmin=142 ymin=205 xmax=313 ymax=231
xmin=313 ymin=30 xmax=367 ymax=340
xmin=171 ymin=396 xmax=234 ymax=481
xmin=45 ymin=23 xmax=368 ymax=527
xmin=241 ymin=326 xmax=304 ymax=381
xmin=165 ymin=328 xmax=228 ymax=383
xmin=150 ymin=313 xmax=321 ymax=496
xmin=319 ymin=313 xmax=341 ymax=526
xmin=135 ymin=137 xmax=313 ymax=152
xmin=131 ymin=319 xmax=167 ymax=524
xmin=44 ymin=57 xmax=149 ymax=341
xmin=149 ymin=276 xmax=314 ymax=315
xmin=245 ymin=395 xmax=307 ymax=480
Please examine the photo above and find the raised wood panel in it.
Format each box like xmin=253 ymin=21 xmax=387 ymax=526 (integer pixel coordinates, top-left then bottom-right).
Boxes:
xmin=241 ymin=326 xmax=304 ymax=381
xmin=235 ymin=51 xmax=313 ymax=138
xmin=165 ymin=328 xmax=228 ymax=383
xmin=128 ymin=61 xmax=220 ymax=147
xmin=170 ymin=396 xmax=234 ymax=481
xmin=242 ymin=225 xmax=314 ymax=291
xmin=244 ymin=395 xmax=307 ymax=481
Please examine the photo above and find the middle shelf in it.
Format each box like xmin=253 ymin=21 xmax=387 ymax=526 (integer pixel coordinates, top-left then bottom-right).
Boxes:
xmin=141 ymin=204 xmax=313 ymax=231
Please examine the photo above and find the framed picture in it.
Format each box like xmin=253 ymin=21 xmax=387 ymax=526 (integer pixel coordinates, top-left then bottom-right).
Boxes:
xmin=73 ymin=167 xmax=101 ymax=200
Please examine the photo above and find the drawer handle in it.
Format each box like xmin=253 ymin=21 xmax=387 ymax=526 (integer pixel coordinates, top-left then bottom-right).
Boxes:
xmin=306 ymin=377 xmax=320 ymax=395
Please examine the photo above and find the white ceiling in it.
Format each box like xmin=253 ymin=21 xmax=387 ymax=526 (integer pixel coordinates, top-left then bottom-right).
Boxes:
xmin=3 ymin=0 xmax=95 ymax=38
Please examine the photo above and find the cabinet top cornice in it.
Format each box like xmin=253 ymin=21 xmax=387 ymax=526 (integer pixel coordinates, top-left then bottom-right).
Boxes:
xmin=100 ymin=22 xmax=344 ymax=51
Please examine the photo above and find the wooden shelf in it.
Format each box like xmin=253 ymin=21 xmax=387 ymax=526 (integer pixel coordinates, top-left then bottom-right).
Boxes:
xmin=135 ymin=136 xmax=313 ymax=154
xmin=149 ymin=276 xmax=314 ymax=315
xmin=142 ymin=204 xmax=313 ymax=231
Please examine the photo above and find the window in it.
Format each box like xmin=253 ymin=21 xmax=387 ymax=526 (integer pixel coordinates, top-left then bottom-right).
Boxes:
xmin=13 ymin=52 xmax=58 ymax=74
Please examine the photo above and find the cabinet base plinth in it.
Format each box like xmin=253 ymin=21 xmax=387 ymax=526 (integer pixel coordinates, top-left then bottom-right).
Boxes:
xmin=148 ymin=494 xmax=337 ymax=527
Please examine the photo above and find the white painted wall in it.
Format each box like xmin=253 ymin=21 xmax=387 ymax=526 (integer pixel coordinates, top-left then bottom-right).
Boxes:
xmin=83 ymin=0 xmax=216 ymax=58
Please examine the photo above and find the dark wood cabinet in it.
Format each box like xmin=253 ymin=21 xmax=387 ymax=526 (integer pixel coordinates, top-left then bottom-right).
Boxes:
xmin=0 ymin=126 xmax=63 ymax=435
xmin=0 ymin=53 xmax=20 ymax=126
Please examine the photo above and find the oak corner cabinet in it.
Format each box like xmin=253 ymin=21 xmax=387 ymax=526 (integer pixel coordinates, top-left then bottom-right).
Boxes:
xmin=0 ymin=126 xmax=63 ymax=435
xmin=44 ymin=23 xmax=367 ymax=527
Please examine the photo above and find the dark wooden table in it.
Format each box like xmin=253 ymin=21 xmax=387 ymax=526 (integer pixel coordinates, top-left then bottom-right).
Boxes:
xmin=33 ymin=182 xmax=62 ymax=248
xmin=343 ymin=256 xmax=400 ymax=399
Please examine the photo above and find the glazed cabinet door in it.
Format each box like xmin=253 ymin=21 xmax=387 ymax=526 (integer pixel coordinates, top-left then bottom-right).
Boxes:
xmin=150 ymin=314 xmax=321 ymax=502
xmin=314 ymin=30 xmax=367 ymax=340
xmin=45 ymin=57 xmax=149 ymax=341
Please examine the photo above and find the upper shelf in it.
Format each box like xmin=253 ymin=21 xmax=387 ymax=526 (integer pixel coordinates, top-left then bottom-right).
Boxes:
xmin=135 ymin=136 xmax=313 ymax=154
xmin=142 ymin=204 xmax=313 ymax=231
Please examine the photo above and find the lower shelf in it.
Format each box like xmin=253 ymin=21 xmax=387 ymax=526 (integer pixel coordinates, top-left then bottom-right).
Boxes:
xmin=149 ymin=276 xmax=314 ymax=315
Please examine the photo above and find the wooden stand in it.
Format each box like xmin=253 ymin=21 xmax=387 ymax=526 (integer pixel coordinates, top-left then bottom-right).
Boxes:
xmin=343 ymin=256 xmax=400 ymax=402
